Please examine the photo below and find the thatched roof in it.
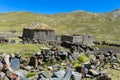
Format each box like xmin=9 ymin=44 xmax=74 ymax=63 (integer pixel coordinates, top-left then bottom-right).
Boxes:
xmin=25 ymin=23 xmax=53 ymax=30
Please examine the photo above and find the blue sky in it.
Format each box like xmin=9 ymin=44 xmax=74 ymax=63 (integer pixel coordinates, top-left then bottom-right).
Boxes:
xmin=0 ymin=0 xmax=120 ymax=14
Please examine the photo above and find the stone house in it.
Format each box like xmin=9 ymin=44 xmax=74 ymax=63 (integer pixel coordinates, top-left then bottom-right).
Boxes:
xmin=22 ymin=23 xmax=55 ymax=43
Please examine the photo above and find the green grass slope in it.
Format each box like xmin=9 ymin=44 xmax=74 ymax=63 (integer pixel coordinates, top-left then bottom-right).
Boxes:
xmin=0 ymin=9 xmax=120 ymax=41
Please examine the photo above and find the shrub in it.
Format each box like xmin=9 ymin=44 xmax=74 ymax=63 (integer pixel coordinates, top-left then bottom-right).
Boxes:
xmin=78 ymin=54 xmax=89 ymax=63
xmin=26 ymin=72 xmax=37 ymax=78
xmin=73 ymin=61 xmax=81 ymax=67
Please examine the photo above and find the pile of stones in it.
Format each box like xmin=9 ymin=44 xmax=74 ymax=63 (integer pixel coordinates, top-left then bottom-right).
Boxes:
xmin=0 ymin=47 xmax=119 ymax=80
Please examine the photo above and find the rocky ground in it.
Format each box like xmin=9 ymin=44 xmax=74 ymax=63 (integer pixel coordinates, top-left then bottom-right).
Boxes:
xmin=0 ymin=45 xmax=119 ymax=80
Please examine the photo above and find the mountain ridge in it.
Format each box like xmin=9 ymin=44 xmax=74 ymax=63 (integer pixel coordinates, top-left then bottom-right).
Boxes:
xmin=0 ymin=9 xmax=120 ymax=41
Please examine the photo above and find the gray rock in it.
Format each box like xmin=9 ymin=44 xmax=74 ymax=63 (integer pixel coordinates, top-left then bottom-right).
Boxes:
xmin=72 ymin=52 xmax=79 ymax=61
xmin=54 ymin=70 xmax=65 ymax=80
xmin=10 ymin=58 xmax=20 ymax=70
xmin=72 ymin=72 xmax=82 ymax=80
xmin=0 ymin=63 xmax=3 ymax=70
xmin=63 ymin=69 xmax=72 ymax=80
xmin=0 ymin=72 xmax=6 ymax=80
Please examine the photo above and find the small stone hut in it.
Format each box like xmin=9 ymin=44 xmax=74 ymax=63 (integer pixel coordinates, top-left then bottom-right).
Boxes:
xmin=61 ymin=34 xmax=96 ymax=46
xmin=22 ymin=23 xmax=55 ymax=43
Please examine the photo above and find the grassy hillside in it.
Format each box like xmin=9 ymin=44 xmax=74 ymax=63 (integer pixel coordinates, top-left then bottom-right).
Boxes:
xmin=0 ymin=9 xmax=120 ymax=41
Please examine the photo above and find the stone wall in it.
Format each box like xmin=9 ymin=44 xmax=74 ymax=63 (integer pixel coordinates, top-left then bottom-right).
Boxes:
xmin=22 ymin=28 xmax=55 ymax=42
xmin=61 ymin=35 xmax=73 ymax=43
xmin=33 ymin=30 xmax=55 ymax=41
xmin=61 ymin=35 xmax=96 ymax=46
xmin=0 ymin=32 xmax=18 ymax=38
xmin=83 ymin=35 xmax=96 ymax=45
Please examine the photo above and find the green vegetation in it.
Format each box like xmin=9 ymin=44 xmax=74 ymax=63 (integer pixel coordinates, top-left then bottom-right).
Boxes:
xmin=73 ymin=61 xmax=82 ymax=67
xmin=0 ymin=43 xmax=45 ymax=54
xmin=73 ymin=54 xmax=89 ymax=68
xmin=26 ymin=71 xmax=38 ymax=78
xmin=78 ymin=54 xmax=89 ymax=63
xmin=0 ymin=10 xmax=120 ymax=80
xmin=0 ymin=10 xmax=120 ymax=41
xmin=102 ymin=65 xmax=120 ymax=80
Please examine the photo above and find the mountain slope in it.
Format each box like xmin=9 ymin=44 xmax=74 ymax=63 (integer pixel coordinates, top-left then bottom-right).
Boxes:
xmin=0 ymin=9 xmax=120 ymax=41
